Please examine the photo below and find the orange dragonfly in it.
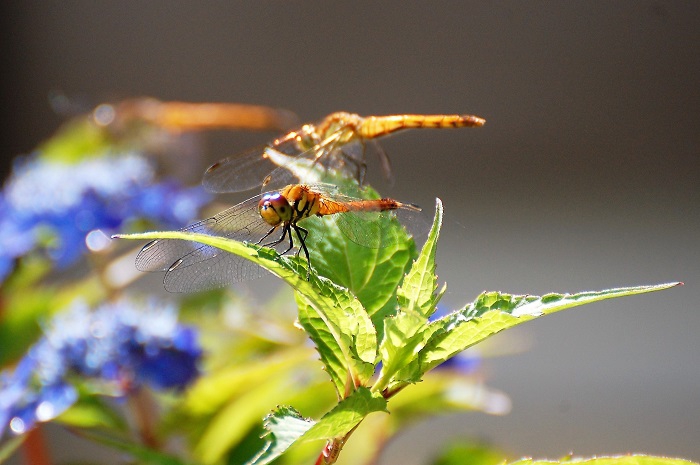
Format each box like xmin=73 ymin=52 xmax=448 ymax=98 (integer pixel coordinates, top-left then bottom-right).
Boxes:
xmin=202 ymin=111 xmax=485 ymax=193
xmin=135 ymin=183 xmax=420 ymax=292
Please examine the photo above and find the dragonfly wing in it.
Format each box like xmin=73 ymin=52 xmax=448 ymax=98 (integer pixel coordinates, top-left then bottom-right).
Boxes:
xmin=330 ymin=210 xmax=389 ymax=249
xmin=356 ymin=138 xmax=393 ymax=185
xmin=135 ymin=194 xmax=275 ymax=292
xmin=203 ymin=137 xmax=331 ymax=194
xmin=162 ymin=245 xmax=265 ymax=292
xmin=202 ymin=145 xmax=278 ymax=193
xmin=260 ymin=147 xmax=317 ymax=191
xmin=258 ymin=131 xmax=333 ymax=190
xmin=332 ymin=207 xmax=425 ymax=250
xmin=135 ymin=218 xmax=220 ymax=273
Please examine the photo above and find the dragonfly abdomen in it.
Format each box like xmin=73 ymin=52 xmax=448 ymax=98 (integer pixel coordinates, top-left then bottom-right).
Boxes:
xmin=358 ymin=114 xmax=486 ymax=139
xmin=317 ymin=197 xmax=420 ymax=216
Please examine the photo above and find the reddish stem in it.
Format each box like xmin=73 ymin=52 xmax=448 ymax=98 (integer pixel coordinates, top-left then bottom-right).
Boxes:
xmin=129 ymin=389 xmax=160 ymax=448
xmin=21 ymin=428 xmax=51 ymax=465
xmin=314 ymin=451 xmax=325 ymax=465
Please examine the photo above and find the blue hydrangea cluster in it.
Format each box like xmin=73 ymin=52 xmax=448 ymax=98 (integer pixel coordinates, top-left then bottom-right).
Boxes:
xmin=0 ymin=298 xmax=202 ymax=439
xmin=0 ymin=151 xmax=211 ymax=281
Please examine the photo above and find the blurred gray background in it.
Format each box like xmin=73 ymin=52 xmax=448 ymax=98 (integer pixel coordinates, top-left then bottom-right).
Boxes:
xmin=3 ymin=2 xmax=699 ymax=464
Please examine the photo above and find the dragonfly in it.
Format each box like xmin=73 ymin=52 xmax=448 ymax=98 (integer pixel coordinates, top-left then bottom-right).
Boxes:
xmin=89 ymin=97 xmax=298 ymax=133
xmin=135 ymin=183 xmax=421 ymax=292
xmin=202 ymin=111 xmax=486 ymax=194
xmin=50 ymin=94 xmax=298 ymax=135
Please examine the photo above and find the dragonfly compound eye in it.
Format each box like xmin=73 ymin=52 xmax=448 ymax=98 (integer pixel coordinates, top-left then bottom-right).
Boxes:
xmin=258 ymin=192 xmax=292 ymax=225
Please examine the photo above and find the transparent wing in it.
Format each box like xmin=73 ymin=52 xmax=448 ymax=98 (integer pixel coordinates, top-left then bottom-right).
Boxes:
xmin=331 ymin=208 xmax=423 ymax=249
xmin=202 ymin=144 xmax=277 ymax=193
xmin=203 ymin=124 xmax=391 ymax=194
xmin=135 ymin=193 xmax=287 ymax=292
xmin=202 ymin=127 xmax=321 ymax=193
xmin=259 ymin=146 xmax=326 ymax=192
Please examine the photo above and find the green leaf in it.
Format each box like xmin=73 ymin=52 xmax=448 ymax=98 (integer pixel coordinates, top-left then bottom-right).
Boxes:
xmin=299 ymin=274 xmax=377 ymax=371
xmin=194 ymin=372 xmax=300 ymax=464
xmin=431 ymin=441 xmax=507 ymax=465
xmin=372 ymin=201 xmax=452 ymax=391
xmin=296 ymin=293 xmax=376 ymax=396
xmin=396 ymin=198 xmax=444 ymax=318
xmin=299 ymin=387 xmax=387 ymax=442
xmin=246 ymin=406 xmax=314 ymax=465
xmin=247 ymin=388 xmax=387 ymax=465
xmin=182 ymin=349 xmax=312 ymax=416
xmin=116 ymin=231 xmax=377 ymax=397
xmin=303 ymin=205 xmax=417 ymax=326
xmin=168 ymin=350 xmax=332 ymax=464
xmin=374 ymin=311 xmax=431 ymax=393
xmin=416 ymin=282 xmax=681 ymax=376
xmin=510 ymin=456 xmax=697 ymax=465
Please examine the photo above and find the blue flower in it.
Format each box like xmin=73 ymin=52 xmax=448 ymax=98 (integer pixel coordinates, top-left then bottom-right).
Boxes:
xmin=0 ymin=298 xmax=202 ymax=439
xmin=0 ymin=152 xmax=211 ymax=280
xmin=0 ymin=349 xmax=78 ymax=437
xmin=127 ymin=179 xmax=211 ymax=228
xmin=435 ymin=350 xmax=482 ymax=374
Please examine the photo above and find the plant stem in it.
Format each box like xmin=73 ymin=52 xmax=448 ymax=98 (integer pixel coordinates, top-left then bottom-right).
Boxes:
xmin=22 ymin=428 xmax=51 ymax=465
xmin=128 ymin=388 xmax=160 ymax=449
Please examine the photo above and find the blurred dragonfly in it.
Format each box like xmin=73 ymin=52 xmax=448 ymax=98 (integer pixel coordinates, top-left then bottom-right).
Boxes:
xmin=89 ymin=97 xmax=298 ymax=133
xmin=135 ymin=183 xmax=420 ymax=292
xmin=202 ymin=111 xmax=486 ymax=193
xmin=48 ymin=94 xmax=298 ymax=135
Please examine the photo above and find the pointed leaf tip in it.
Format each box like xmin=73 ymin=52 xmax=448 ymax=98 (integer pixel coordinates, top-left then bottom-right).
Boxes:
xmin=416 ymin=282 xmax=681 ymax=375
xmin=396 ymin=196 xmax=444 ymax=317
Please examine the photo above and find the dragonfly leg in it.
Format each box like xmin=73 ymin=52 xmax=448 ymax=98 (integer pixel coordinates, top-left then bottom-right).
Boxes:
xmin=293 ymin=226 xmax=309 ymax=257
xmin=310 ymin=133 xmax=341 ymax=173
xmin=309 ymin=145 xmax=334 ymax=177
xmin=293 ymin=224 xmax=311 ymax=280
xmin=375 ymin=142 xmax=393 ymax=184
xmin=261 ymin=224 xmax=293 ymax=255
xmin=279 ymin=223 xmax=295 ymax=255
xmin=336 ymin=138 xmax=367 ymax=186
xmin=257 ymin=225 xmax=279 ymax=245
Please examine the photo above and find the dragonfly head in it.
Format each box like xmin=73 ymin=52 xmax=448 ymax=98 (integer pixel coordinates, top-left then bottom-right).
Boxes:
xmin=259 ymin=192 xmax=293 ymax=226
